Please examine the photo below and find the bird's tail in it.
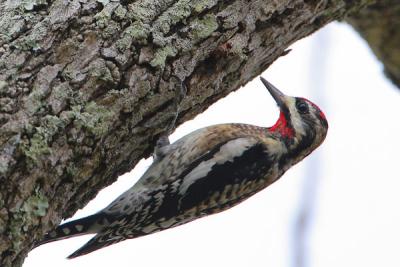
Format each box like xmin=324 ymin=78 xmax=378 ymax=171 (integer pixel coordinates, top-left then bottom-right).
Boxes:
xmin=67 ymin=233 xmax=125 ymax=259
xmin=34 ymin=213 xmax=104 ymax=248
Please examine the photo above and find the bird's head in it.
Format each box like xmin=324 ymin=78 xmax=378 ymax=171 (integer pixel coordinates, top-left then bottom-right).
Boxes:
xmin=261 ymin=77 xmax=328 ymax=159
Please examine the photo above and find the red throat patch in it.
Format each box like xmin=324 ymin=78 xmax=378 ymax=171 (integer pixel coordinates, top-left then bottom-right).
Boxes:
xmin=269 ymin=111 xmax=294 ymax=138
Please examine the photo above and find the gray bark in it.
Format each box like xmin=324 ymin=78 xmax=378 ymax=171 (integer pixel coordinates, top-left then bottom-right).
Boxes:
xmin=0 ymin=0 xmax=392 ymax=266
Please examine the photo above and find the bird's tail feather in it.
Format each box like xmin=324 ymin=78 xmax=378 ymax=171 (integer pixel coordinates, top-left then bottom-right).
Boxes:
xmin=67 ymin=233 xmax=125 ymax=259
xmin=34 ymin=213 xmax=103 ymax=248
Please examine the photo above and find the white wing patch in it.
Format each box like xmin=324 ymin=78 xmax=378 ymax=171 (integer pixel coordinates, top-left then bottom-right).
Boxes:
xmin=178 ymin=137 xmax=257 ymax=195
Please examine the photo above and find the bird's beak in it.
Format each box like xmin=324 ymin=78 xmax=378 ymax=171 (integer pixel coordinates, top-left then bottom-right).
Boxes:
xmin=260 ymin=77 xmax=287 ymax=109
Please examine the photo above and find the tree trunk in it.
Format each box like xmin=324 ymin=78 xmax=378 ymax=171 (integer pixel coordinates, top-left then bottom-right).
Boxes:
xmin=1 ymin=0 xmax=396 ymax=266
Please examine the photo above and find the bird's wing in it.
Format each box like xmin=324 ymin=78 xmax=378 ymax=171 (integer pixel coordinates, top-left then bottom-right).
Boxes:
xmin=175 ymin=136 xmax=274 ymax=212
xmin=143 ymin=135 xmax=276 ymax=223
xmin=67 ymin=135 xmax=277 ymax=258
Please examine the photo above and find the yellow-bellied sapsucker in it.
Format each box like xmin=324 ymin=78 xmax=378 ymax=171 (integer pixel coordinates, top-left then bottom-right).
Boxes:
xmin=35 ymin=77 xmax=328 ymax=259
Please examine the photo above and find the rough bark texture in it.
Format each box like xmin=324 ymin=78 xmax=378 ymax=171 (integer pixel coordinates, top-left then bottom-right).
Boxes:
xmin=0 ymin=0 xmax=389 ymax=266
xmin=347 ymin=0 xmax=400 ymax=88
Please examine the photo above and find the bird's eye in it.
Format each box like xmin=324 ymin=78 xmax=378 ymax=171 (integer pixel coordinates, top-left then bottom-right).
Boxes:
xmin=296 ymin=101 xmax=309 ymax=114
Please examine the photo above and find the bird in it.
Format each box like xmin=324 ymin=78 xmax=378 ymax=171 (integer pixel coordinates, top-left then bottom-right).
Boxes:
xmin=34 ymin=77 xmax=328 ymax=259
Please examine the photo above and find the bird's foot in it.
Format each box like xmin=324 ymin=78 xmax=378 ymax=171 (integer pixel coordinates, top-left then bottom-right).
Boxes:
xmin=154 ymin=135 xmax=171 ymax=160
xmin=153 ymin=77 xmax=187 ymax=160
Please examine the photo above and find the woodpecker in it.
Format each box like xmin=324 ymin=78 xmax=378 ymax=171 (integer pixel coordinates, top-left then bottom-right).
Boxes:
xmin=35 ymin=77 xmax=328 ymax=259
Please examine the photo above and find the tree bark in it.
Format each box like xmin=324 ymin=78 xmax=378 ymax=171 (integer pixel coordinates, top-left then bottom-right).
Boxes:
xmin=0 ymin=0 xmax=392 ymax=265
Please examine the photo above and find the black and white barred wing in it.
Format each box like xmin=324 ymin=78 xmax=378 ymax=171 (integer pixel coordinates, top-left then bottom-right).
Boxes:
xmin=131 ymin=136 xmax=277 ymax=233
xmin=67 ymin=136 xmax=276 ymax=259
xmin=174 ymin=136 xmax=275 ymax=214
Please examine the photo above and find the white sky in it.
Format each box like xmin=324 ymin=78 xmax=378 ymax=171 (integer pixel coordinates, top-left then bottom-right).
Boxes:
xmin=25 ymin=22 xmax=400 ymax=267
